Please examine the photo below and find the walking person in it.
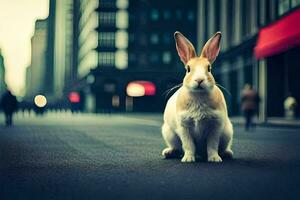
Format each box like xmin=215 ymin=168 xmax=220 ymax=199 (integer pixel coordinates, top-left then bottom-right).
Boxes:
xmin=1 ymin=89 xmax=18 ymax=126
xmin=284 ymin=93 xmax=297 ymax=120
xmin=241 ymin=84 xmax=260 ymax=131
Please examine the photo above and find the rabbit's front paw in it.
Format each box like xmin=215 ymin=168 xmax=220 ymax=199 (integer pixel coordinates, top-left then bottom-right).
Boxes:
xmin=221 ymin=149 xmax=233 ymax=160
xmin=162 ymin=148 xmax=180 ymax=159
xmin=208 ymin=154 xmax=222 ymax=162
xmin=181 ymin=153 xmax=196 ymax=163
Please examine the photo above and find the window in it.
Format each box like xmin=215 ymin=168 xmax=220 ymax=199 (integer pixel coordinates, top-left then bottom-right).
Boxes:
xmin=99 ymin=12 xmax=116 ymax=26
xmin=115 ymin=50 xmax=128 ymax=69
xmin=150 ymin=53 xmax=159 ymax=64
xmin=116 ymin=0 xmax=129 ymax=9
xmin=291 ymin=0 xmax=300 ymax=7
xmin=139 ymin=34 xmax=147 ymax=46
xmin=138 ymin=53 xmax=148 ymax=66
xmin=163 ymin=33 xmax=171 ymax=45
xmin=187 ymin=11 xmax=195 ymax=21
xmin=162 ymin=51 xmax=172 ymax=64
xmin=176 ymin=10 xmax=182 ymax=19
xmin=163 ymin=10 xmax=171 ymax=20
xmin=150 ymin=33 xmax=159 ymax=44
xmin=151 ymin=9 xmax=159 ymax=21
xmin=278 ymin=0 xmax=290 ymax=15
xmin=129 ymin=53 xmax=136 ymax=63
xmin=278 ymin=0 xmax=300 ymax=16
xmin=99 ymin=52 xmax=114 ymax=66
xmin=116 ymin=10 xmax=129 ymax=29
xmin=115 ymin=30 xmax=128 ymax=49
xmin=129 ymin=33 xmax=135 ymax=43
xmin=100 ymin=0 xmax=115 ymax=8
xmin=99 ymin=32 xmax=115 ymax=47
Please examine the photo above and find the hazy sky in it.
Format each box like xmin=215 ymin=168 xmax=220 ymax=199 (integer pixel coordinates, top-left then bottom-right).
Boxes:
xmin=0 ymin=0 xmax=49 ymax=96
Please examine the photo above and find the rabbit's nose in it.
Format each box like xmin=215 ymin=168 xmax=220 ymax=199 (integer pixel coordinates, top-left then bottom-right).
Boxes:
xmin=195 ymin=79 xmax=204 ymax=85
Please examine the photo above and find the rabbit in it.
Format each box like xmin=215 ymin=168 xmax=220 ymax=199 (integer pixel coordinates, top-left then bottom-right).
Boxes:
xmin=161 ymin=31 xmax=233 ymax=163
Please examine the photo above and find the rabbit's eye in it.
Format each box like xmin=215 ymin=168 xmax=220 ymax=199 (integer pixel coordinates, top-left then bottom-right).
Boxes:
xmin=187 ymin=65 xmax=191 ymax=73
xmin=208 ymin=66 xmax=211 ymax=72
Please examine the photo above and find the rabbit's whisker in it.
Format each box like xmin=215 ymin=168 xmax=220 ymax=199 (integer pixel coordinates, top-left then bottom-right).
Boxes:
xmin=163 ymin=83 xmax=183 ymax=98
xmin=216 ymin=83 xmax=231 ymax=97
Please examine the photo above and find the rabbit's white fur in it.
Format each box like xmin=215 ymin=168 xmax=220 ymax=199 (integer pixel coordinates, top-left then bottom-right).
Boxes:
xmin=162 ymin=31 xmax=233 ymax=163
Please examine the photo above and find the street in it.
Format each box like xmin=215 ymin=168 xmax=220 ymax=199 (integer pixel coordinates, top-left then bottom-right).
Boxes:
xmin=0 ymin=113 xmax=300 ymax=200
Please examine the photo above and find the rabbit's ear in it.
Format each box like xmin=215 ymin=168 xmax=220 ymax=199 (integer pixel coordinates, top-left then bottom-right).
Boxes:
xmin=201 ymin=32 xmax=221 ymax=64
xmin=174 ymin=31 xmax=196 ymax=65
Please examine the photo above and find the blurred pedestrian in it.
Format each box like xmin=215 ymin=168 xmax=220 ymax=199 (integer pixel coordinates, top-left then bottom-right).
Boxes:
xmin=284 ymin=93 xmax=297 ymax=120
xmin=1 ymin=89 xmax=18 ymax=126
xmin=241 ymin=84 xmax=260 ymax=131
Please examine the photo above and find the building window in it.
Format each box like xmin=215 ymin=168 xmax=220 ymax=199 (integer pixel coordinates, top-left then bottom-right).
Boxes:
xmin=139 ymin=34 xmax=147 ymax=46
xmin=150 ymin=33 xmax=159 ymax=44
xmin=99 ymin=32 xmax=115 ymax=47
xmin=162 ymin=51 xmax=172 ymax=64
xmin=278 ymin=0 xmax=290 ymax=15
xmin=150 ymin=52 xmax=160 ymax=64
xmin=140 ymin=13 xmax=147 ymax=25
xmin=129 ymin=53 xmax=136 ymax=63
xmin=115 ymin=50 xmax=128 ymax=69
xmin=163 ymin=33 xmax=171 ymax=45
xmin=176 ymin=10 xmax=182 ymax=19
xmin=138 ymin=53 xmax=148 ymax=66
xmin=99 ymin=12 xmax=116 ymax=27
xmin=278 ymin=0 xmax=300 ymax=16
xmin=187 ymin=11 xmax=195 ymax=21
xmin=151 ymin=9 xmax=159 ymax=21
xmin=129 ymin=33 xmax=135 ymax=43
xmin=116 ymin=10 xmax=129 ymax=29
xmin=100 ymin=0 xmax=115 ymax=8
xmin=163 ymin=10 xmax=171 ymax=20
xmin=99 ymin=52 xmax=115 ymax=66
xmin=115 ymin=30 xmax=128 ymax=49
xmin=291 ymin=0 xmax=300 ymax=7
xmin=116 ymin=0 xmax=129 ymax=9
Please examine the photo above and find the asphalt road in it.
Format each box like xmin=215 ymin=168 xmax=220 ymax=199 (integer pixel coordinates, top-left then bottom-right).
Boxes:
xmin=0 ymin=113 xmax=300 ymax=200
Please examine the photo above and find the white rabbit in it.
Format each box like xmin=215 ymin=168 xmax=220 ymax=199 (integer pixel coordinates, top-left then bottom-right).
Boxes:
xmin=161 ymin=31 xmax=233 ymax=163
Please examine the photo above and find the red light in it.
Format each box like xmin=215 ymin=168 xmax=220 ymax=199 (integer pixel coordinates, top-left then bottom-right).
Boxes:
xmin=69 ymin=92 xmax=80 ymax=103
xmin=142 ymin=81 xmax=156 ymax=96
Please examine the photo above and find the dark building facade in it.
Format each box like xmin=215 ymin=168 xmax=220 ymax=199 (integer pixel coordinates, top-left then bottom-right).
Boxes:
xmin=198 ymin=0 xmax=300 ymax=120
xmin=0 ymin=48 xmax=6 ymax=96
xmin=77 ymin=0 xmax=198 ymax=112
xmin=45 ymin=0 xmax=56 ymax=95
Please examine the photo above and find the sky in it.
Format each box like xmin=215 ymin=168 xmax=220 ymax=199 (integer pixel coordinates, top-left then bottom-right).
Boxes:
xmin=0 ymin=0 xmax=49 ymax=96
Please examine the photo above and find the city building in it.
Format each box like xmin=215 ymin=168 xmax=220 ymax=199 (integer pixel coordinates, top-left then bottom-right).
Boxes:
xmin=76 ymin=0 xmax=198 ymax=112
xmin=44 ymin=0 xmax=77 ymax=106
xmin=26 ymin=19 xmax=48 ymax=98
xmin=53 ymin=0 xmax=75 ymax=98
xmin=0 ymin=48 xmax=6 ymax=95
xmin=198 ymin=0 xmax=300 ymax=120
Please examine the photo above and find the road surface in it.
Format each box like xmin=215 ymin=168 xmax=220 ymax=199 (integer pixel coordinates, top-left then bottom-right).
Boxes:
xmin=0 ymin=113 xmax=300 ymax=200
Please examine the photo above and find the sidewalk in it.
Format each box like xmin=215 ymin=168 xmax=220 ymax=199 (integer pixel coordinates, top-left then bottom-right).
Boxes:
xmin=5 ymin=112 xmax=300 ymax=129
xmin=230 ymin=116 xmax=300 ymax=128
xmin=123 ymin=113 xmax=300 ymax=129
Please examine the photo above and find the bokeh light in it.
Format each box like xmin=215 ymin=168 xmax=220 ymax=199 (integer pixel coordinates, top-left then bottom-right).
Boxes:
xmin=34 ymin=95 xmax=47 ymax=107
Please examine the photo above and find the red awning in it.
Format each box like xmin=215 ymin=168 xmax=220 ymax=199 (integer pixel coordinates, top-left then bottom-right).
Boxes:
xmin=254 ymin=8 xmax=300 ymax=59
